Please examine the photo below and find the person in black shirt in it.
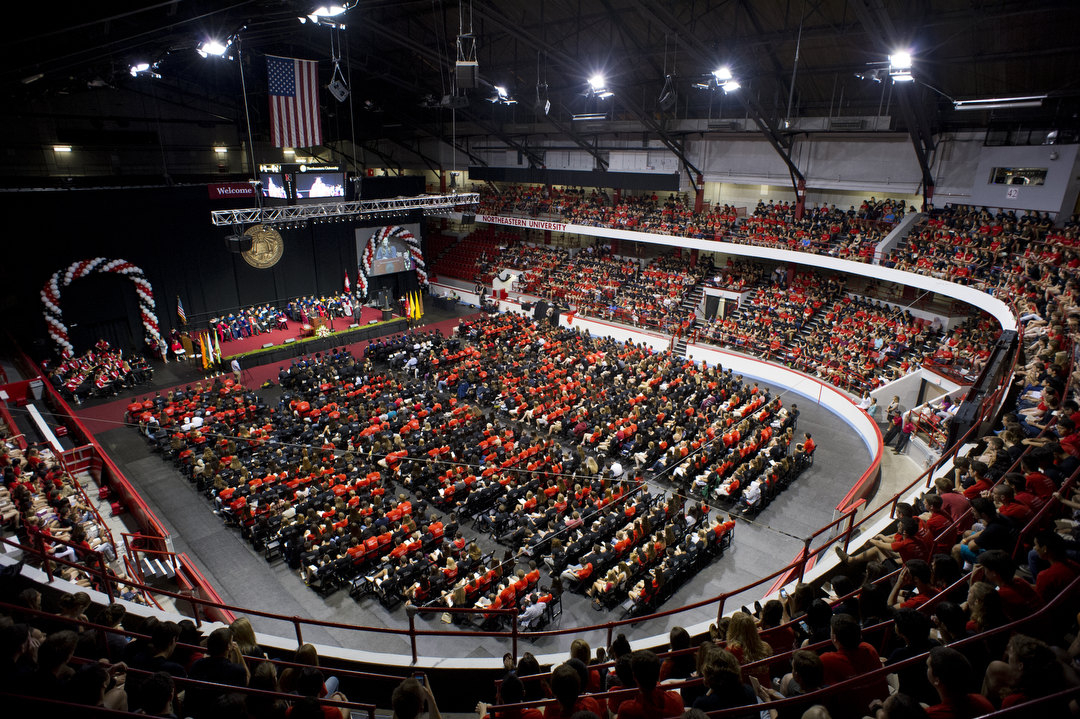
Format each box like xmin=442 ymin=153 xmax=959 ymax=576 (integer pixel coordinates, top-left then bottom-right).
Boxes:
xmin=185 ymin=627 xmax=248 ymax=719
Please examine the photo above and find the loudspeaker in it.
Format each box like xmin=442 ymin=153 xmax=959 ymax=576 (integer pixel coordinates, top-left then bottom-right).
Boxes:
xmin=348 ymin=323 xmax=359 ymax=328
xmin=327 ymin=78 xmax=349 ymax=102
xmin=224 ymin=234 xmax=252 ymax=253
xmin=262 ymin=342 xmax=273 ymax=349
xmin=461 ymin=213 xmax=475 ymax=225
xmin=455 ymin=61 xmax=479 ymax=89
xmin=284 ymin=338 xmax=296 ymax=344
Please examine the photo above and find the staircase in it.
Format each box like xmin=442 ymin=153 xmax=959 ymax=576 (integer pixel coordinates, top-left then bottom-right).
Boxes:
xmin=673 ymin=281 xmax=706 ymax=358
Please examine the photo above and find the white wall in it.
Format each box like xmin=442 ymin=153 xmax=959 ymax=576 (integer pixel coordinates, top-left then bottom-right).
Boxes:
xmin=969 ymin=144 xmax=1080 ymax=215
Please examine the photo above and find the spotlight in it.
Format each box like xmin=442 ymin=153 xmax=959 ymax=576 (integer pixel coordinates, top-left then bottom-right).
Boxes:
xmin=722 ymin=80 xmax=740 ymax=93
xmin=197 ymin=39 xmax=229 ymax=58
xmin=888 ymin=51 xmax=914 ymax=82
xmin=888 ymin=51 xmax=912 ymax=70
xmin=53 ymin=145 xmax=72 ymax=153
xmin=489 ymin=85 xmax=517 ymax=105
xmin=214 ymin=146 xmax=228 ymax=154
xmin=129 ymin=63 xmax=150 ymax=77
xmin=587 ymin=74 xmax=613 ymax=98
xmin=713 ymin=67 xmax=733 ymax=82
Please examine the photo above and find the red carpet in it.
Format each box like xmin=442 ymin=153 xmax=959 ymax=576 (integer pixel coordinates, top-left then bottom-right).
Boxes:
xmin=211 ymin=306 xmax=384 ymax=358
xmin=73 ymin=313 xmax=479 ymax=437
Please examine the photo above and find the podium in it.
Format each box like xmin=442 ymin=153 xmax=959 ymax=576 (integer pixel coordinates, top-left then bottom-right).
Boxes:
xmin=381 ymin=309 xmax=394 ymax=322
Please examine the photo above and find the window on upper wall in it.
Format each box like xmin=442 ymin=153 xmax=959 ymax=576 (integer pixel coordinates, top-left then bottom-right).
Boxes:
xmin=988 ymin=167 xmax=1047 ymax=186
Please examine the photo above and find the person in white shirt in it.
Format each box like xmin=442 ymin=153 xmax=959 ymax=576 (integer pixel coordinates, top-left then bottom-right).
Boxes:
xmin=517 ymin=595 xmax=548 ymax=630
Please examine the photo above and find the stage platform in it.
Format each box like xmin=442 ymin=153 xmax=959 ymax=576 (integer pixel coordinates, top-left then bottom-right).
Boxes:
xmin=214 ymin=306 xmax=388 ymax=363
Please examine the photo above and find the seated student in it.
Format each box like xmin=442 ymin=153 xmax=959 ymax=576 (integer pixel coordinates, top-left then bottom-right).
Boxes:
xmin=818 ymin=614 xmax=888 ymax=719
xmin=924 ymin=646 xmax=994 ymax=719
xmin=615 ymin=650 xmax=684 ymax=719
xmin=543 ymin=663 xmax=602 ymax=719
xmin=974 ymin=550 xmax=1041 ymax=622
xmin=691 ymin=646 xmax=757 ymax=718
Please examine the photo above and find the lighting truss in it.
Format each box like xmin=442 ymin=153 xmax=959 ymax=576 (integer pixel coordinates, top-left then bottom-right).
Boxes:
xmin=209 ymin=193 xmax=480 ymax=227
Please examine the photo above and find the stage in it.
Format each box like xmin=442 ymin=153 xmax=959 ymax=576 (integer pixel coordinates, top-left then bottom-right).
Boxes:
xmin=210 ymin=305 xmax=386 ymax=361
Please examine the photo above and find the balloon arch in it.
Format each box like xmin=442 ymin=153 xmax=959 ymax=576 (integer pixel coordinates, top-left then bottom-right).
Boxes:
xmin=41 ymin=258 xmax=163 ymax=356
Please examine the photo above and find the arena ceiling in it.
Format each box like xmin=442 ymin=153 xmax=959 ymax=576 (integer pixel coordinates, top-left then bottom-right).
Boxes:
xmin=4 ymin=0 xmax=1079 ymax=162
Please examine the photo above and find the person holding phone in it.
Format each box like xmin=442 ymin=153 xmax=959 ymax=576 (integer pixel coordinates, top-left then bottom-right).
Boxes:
xmin=392 ymin=674 xmax=442 ymax=719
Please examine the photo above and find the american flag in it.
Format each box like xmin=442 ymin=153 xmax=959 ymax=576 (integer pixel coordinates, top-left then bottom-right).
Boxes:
xmin=176 ymin=296 xmax=186 ymax=325
xmin=266 ymin=55 xmax=322 ymax=148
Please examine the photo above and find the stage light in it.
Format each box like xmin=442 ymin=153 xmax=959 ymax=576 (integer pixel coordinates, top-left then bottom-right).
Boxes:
xmin=53 ymin=145 xmax=72 ymax=153
xmin=722 ymin=80 xmax=740 ymax=93
xmin=888 ymin=51 xmax=912 ymax=70
xmin=713 ymin=67 xmax=733 ymax=82
xmin=283 ymin=148 xmax=295 ymax=156
xmin=587 ymin=74 xmax=613 ymax=98
xmin=197 ymin=39 xmax=229 ymax=58
xmin=214 ymin=146 xmax=228 ymax=154
xmin=888 ymin=50 xmax=914 ymax=82
xmin=129 ymin=63 xmax=150 ymax=77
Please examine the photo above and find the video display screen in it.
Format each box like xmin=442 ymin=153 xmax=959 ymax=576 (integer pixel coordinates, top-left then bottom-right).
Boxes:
xmin=259 ymin=172 xmax=289 ymax=199
xmin=295 ymin=172 xmax=345 ymax=199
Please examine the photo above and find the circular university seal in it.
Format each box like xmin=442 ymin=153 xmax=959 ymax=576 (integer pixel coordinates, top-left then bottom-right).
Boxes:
xmin=242 ymin=225 xmax=284 ymax=269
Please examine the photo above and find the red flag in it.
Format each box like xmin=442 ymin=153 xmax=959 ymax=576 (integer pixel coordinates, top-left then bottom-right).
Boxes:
xmin=266 ymin=55 xmax=322 ymax=148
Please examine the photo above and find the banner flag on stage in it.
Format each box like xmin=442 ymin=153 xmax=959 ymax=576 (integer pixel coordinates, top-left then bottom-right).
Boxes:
xmin=177 ymin=296 xmax=187 ymax=325
xmin=266 ymin=55 xmax=322 ymax=148
xmin=403 ymin=293 xmax=411 ymax=320
xmin=214 ymin=331 xmax=222 ymax=365
xmin=415 ymin=290 xmax=424 ymax=319
xmin=198 ymin=333 xmax=208 ymax=370
xmin=344 ymin=271 xmax=350 ymax=294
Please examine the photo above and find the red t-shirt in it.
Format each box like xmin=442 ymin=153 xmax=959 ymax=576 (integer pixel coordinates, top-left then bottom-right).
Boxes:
xmin=616 ymin=689 xmax=684 ymax=719
xmin=1035 ymin=559 xmax=1080 ymax=602
xmin=925 ymin=693 xmax=995 ymax=719
xmin=544 ymin=696 xmax=603 ymax=719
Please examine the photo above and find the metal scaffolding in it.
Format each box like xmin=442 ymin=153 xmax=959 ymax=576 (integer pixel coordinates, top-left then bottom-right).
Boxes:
xmin=209 ymin=193 xmax=480 ymax=227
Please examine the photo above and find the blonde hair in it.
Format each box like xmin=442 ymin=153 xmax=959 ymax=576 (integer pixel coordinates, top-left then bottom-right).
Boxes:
xmin=726 ymin=611 xmax=773 ymax=663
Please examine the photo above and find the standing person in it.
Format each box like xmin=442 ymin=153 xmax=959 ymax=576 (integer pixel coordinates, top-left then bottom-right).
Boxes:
xmin=893 ymin=413 xmax=915 ymax=454
xmin=231 ymin=357 xmax=242 ymax=383
xmin=882 ymin=411 xmax=903 ymax=447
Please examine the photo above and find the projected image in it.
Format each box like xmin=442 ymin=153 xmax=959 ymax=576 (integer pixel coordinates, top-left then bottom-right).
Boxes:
xmin=260 ymin=172 xmax=288 ymax=199
xmin=296 ymin=172 xmax=345 ymax=198
xmin=370 ymin=236 xmax=412 ymax=275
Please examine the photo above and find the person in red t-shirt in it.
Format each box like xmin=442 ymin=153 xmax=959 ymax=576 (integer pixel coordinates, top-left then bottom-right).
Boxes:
xmin=836 ymin=517 xmax=926 ymax=569
xmin=1031 ymin=530 xmax=1080 ymax=603
xmin=616 ymin=650 xmax=684 ymax=719
xmin=991 ymin=484 xmax=1033 ymax=525
xmin=544 ymin=663 xmax=603 ymax=719
xmin=925 ymin=647 xmax=994 ymax=719
xmin=976 ymin=550 xmax=1042 ymax=622
xmin=818 ymin=614 xmax=887 ymax=718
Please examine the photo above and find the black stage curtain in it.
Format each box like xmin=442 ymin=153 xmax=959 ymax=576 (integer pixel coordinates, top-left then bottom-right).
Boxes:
xmin=62 ymin=273 xmax=144 ymax=355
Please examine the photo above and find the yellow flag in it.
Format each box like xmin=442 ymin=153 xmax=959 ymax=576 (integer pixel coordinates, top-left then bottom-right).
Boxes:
xmin=415 ymin=290 xmax=423 ymax=319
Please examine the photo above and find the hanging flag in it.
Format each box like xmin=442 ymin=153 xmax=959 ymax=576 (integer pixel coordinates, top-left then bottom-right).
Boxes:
xmin=344 ymin=271 xmax=351 ymax=294
xmin=266 ymin=55 xmax=322 ymax=148
xmin=176 ymin=296 xmax=187 ymax=325
xmin=198 ymin=333 xmax=208 ymax=370
xmin=214 ymin=330 xmax=223 ymax=365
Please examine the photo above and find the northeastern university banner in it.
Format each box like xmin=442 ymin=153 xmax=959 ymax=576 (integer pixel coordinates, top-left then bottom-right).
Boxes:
xmin=477 ymin=215 xmax=569 ymax=232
